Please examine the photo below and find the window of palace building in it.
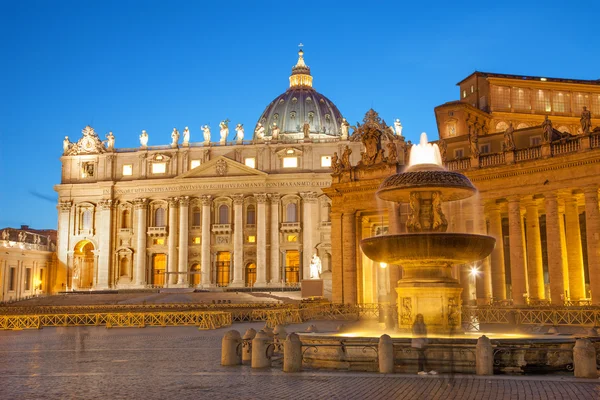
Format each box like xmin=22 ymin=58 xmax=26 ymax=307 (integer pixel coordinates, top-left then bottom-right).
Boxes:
xmin=454 ymin=148 xmax=464 ymax=159
xmin=283 ymin=156 xmax=298 ymax=168
xmin=153 ymin=238 xmax=165 ymax=245
xmin=247 ymin=235 xmax=256 ymax=243
xmin=152 ymin=162 xmax=166 ymax=174
xmin=122 ymin=164 xmax=133 ymax=176
xmin=244 ymin=157 xmax=256 ymax=169
xmin=287 ymin=234 xmax=298 ymax=242
xmin=193 ymin=237 xmax=201 ymax=244
xmin=479 ymin=143 xmax=490 ymax=154
xmin=321 ymin=155 xmax=332 ymax=167
xmin=190 ymin=159 xmax=201 ymax=169
xmin=530 ymin=136 xmax=542 ymax=147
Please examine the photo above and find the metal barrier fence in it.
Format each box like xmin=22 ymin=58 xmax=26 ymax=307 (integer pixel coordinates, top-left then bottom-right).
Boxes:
xmin=462 ymin=307 xmax=600 ymax=329
xmin=0 ymin=311 xmax=232 ymax=331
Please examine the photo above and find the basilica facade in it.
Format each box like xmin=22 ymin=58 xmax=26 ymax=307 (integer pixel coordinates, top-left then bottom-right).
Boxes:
xmin=53 ymin=50 xmax=405 ymax=293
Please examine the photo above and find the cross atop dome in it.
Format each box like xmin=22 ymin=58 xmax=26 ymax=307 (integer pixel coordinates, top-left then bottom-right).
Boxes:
xmin=290 ymin=45 xmax=312 ymax=88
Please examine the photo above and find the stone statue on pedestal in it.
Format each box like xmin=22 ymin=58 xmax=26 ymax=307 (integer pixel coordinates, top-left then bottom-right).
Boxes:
xmin=340 ymin=118 xmax=350 ymax=140
xmin=235 ymin=124 xmax=244 ymax=143
xmin=139 ymin=130 xmax=149 ymax=147
xmin=331 ymin=152 xmax=341 ymax=174
xmin=106 ymin=132 xmax=115 ymax=150
xmin=271 ymin=123 xmax=280 ymax=139
xmin=171 ymin=128 xmax=179 ymax=147
xmin=219 ymin=120 xmax=230 ymax=144
xmin=581 ymin=106 xmax=592 ymax=134
xmin=202 ymin=125 xmax=211 ymax=143
xmin=63 ymin=136 xmax=72 ymax=154
xmin=255 ymin=123 xmax=265 ymax=140
xmin=182 ymin=127 xmax=190 ymax=146
xmin=393 ymin=119 xmax=403 ymax=136
xmin=341 ymin=145 xmax=352 ymax=170
xmin=309 ymin=254 xmax=322 ymax=279
xmin=303 ymin=121 xmax=310 ymax=139
xmin=503 ymin=122 xmax=515 ymax=151
xmin=542 ymin=116 xmax=553 ymax=143
xmin=386 ymin=142 xmax=398 ymax=164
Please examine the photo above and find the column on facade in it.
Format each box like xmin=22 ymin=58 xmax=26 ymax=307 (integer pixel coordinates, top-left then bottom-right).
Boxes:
xmin=486 ymin=202 xmax=506 ymax=300
xmin=475 ymin=202 xmax=492 ymax=304
xmin=231 ymin=194 xmax=244 ymax=286
xmin=387 ymin=202 xmax=402 ymax=305
xmin=269 ymin=194 xmax=281 ymax=284
xmin=177 ymin=196 xmax=189 ymax=286
xmin=201 ymin=195 xmax=212 ymax=286
xmin=584 ymin=186 xmax=600 ymax=304
xmin=342 ymin=211 xmax=357 ymax=304
xmin=388 ymin=202 xmax=401 ymax=234
xmin=507 ymin=197 xmax=527 ymax=305
xmin=524 ymin=198 xmax=545 ymax=300
xmin=544 ymin=192 xmax=566 ymax=304
xmin=460 ymin=266 xmax=473 ymax=306
xmin=96 ymin=200 xmax=113 ymax=289
xmin=134 ymin=198 xmax=148 ymax=287
xmin=564 ymin=195 xmax=586 ymax=299
xmin=167 ymin=197 xmax=179 ymax=286
xmin=330 ymin=210 xmax=343 ymax=303
xmin=558 ymin=204 xmax=570 ymax=297
xmin=301 ymin=192 xmax=318 ymax=280
xmin=56 ymin=200 xmax=72 ymax=292
xmin=255 ymin=193 xmax=268 ymax=286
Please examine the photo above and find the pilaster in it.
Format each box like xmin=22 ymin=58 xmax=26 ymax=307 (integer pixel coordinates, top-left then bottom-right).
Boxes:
xmin=255 ymin=193 xmax=268 ymax=286
xmin=507 ymin=196 xmax=527 ymax=305
xmin=544 ymin=192 xmax=565 ymax=305
xmin=177 ymin=196 xmax=189 ymax=285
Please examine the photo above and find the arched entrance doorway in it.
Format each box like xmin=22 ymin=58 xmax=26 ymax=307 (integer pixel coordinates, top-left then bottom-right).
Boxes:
xmin=216 ymin=252 xmax=231 ymax=287
xmin=245 ymin=263 xmax=256 ymax=287
xmin=152 ymin=254 xmax=166 ymax=286
xmin=285 ymin=250 xmax=300 ymax=284
xmin=190 ymin=263 xmax=201 ymax=286
xmin=73 ymin=240 xmax=95 ymax=290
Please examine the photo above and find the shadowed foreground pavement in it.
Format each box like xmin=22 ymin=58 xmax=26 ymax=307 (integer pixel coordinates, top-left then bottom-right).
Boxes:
xmin=1 ymin=322 xmax=599 ymax=400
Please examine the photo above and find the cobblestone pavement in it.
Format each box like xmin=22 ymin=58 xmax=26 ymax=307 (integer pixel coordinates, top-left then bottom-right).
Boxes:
xmin=1 ymin=322 xmax=599 ymax=400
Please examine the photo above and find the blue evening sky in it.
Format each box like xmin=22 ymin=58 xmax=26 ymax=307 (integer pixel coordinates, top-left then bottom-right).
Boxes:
xmin=1 ymin=0 xmax=598 ymax=229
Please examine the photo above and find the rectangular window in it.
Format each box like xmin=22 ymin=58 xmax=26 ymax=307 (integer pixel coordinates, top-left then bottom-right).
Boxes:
xmin=491 ymin=85 xmax=511 ymax=111
xmin=244 ymin=158 xmax=256 ymax=169
xmin=25 ymin=268 xmax=31 ymax=291
xmin=533 ymin=89 xmax=551 ymax=113
xmin=287 ymin=234 xmax=298 ymax=242
xmin=193 ymin=237 xmax=201 ymax=244
xmin=511 ymin=87 xmax=530 ymax=111
xmin=530 ymin=136 xmax=542 ymax=146
xmin=122 ymin=164 xmax=133 ymax=176
xmin=153 ymin=238 xmax=165 ymax=245
xmin=283 ymin=157 xmax=298 ymax=168
xmin=479 ymin=144 xmax=490 ymax=154
xmin=573 ymin=92 xmax=589 ymax=115
xmin=462 ymin=90 xmax=467 ymax=98
xmin=190 ymin=160 xmax=201 ymax=169
xmin=552 ymin=91 xmax=571 ymax=114
xmin=247 ymin=235 xmax=256 ymax=243
xmin=9 ymin=267 xmax=16 ymax=291
xmin=320 ymin=155 xmax=332 ymax=167
xmin=454 ymin=148 xmax=464 ymax=159
xmin=152 ymin=162 xmax=166 ymax=174
xmin=592 ymin=94 xmax=600 ymax=117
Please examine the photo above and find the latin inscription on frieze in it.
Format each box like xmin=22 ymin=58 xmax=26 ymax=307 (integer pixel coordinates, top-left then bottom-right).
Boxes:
xmin=114 ymin=181 xmax=330 ymax=195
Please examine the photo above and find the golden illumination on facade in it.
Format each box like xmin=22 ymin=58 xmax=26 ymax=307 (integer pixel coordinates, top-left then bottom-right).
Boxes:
xmin=247 ymin=235 xmax=256 ymax=243
xmin=289 ymin=48 xmax=313 ymax=88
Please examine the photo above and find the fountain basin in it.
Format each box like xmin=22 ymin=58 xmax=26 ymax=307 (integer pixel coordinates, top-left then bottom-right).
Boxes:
xmin=377 ymin=169 xmax=476 ymax=202
xmin=360 ymin=233 xmax=495 ymax=267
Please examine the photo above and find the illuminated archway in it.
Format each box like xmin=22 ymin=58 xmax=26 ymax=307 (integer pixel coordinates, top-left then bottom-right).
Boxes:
xmin=73 ymin=240 xmax=95 ymax=289
xmin=245 ymin=263 xmax=256 ymax=287
xmin=285 ymin=250 xmax=300 ymax=284
xmin=190 ymin=263 xmax=201 ymax=286
xmin=216 ymin=252 xmax=231 ymax=287
xmin=152 ymin=254 xmax=166 ymax=286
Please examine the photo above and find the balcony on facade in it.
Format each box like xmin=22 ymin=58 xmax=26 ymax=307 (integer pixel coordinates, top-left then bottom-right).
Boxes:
xmin=77 ymin=229 xmax=94 ymax=237
xmin=280 ymin=222 xmax=301 ymax=232
xmin=212 ymin=224 xmax=232 ymax=234
xmin=147 ymin=226 xmax=168 ymax=237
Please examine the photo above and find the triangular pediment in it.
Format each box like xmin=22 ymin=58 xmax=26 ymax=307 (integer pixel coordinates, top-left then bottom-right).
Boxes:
xmin=178 ymin=156 xmax=267 ymax=178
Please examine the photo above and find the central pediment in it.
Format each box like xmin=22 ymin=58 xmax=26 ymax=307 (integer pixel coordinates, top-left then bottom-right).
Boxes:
xmin=178 ymin=156 xmax=267 ymax=178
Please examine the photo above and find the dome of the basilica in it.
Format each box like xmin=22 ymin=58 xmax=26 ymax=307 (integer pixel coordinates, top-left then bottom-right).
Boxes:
xmin=254 ymin=49 xmax=344 ymax=140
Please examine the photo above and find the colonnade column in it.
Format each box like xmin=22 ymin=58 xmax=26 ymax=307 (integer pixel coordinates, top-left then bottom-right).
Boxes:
xmin=201 ymin=195 xmax=212 ymax=286
xmin=96 ymin=200 xmax=113 ymax=289
xmin=564 ymin=196 xmax=586 ymax=300
xmin=330 ymin=211 xmax=343 ymax=303
xmin=544 ymin=193 xmax=565 ymax=305
xmin=167 ymin=197 xmax=178 ymax=286
xmin=525 ymin=199 xmax=545 ymax=300
xmin=231 ymin=194 xmax=244 ymax=286
xmin=269 ymin=194 xmax=281 ymax=284
xmin=301 ymin=192 xmax=318 ymax=280
xmin=133 ymin=198 xmax=148 ymax=287
xmin=486 ymin=203 xmax=506 ymax=300
xmin=55 ymin=200 xmax=72 ymax=292
xmin=342 ymin=211 xmax=357 ymax=304
xmin=584 ymin=186 xmax=600 ymax=303
xmin=475 ymin=202 xmax=492 ymax=304
xmin=558 ymin=203 xmax=570 ymax=298
xmin=508 ymin=197 xmax=527 ymax=305
xmin=177 ymin=196 xmax=189 ymax=286
xmin=255 ymin=193 xmax=268 ymax=286
xmin=460 ymin=266 xmax=472 ymax=306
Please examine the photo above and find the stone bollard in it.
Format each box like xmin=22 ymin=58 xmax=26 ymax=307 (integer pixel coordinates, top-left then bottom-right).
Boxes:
xmin=573 ymin=338 xmax=598 ymax=378
xmin=378 ymin=334 xmax=394 ymax=374
xmin=476 ymin=335 xmax=494 ymax=375
xmin=242 ymin=328 xmax=257 ymax=365
xmin=283 ymin=333 xmax=302 ymax=372
xmin=221 ymin=330 xmax=242 ymax=366
xmin=273 ymin=325 xmax=287 ymax=352
xmin=263 ymin=324 xmax=275 ymax=337
xmin=251 ymin=330 xmax=271 ymax=369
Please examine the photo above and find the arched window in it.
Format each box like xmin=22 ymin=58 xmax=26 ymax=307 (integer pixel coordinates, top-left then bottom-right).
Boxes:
xmin=121 ymin=210 xmax=130 ymax=229
xmin=246 ymin=205 xmax=256 ymax=225
xmin=219 ymin=205 xmax=229 ymax=224
xmin=495 ymin=121 xmax=508 ymax=132
xmin=155 ymin=208 xmax=166 ymax=227
xmin=82 ymin=210 xmax=92 ymax=230
xmin=192 ymin=207 xmax=201 ymax=227
xmin=286 ymin=203 xmax=297 ymax=223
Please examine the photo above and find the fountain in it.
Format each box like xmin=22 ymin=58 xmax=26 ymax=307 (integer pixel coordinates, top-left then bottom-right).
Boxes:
xmin=360 ymin=132 xmax=496 ymax=333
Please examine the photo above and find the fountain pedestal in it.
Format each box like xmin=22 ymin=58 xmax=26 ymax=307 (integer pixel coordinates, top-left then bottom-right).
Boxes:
xmin=396 ymin=284 xmax=462 ymax=333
